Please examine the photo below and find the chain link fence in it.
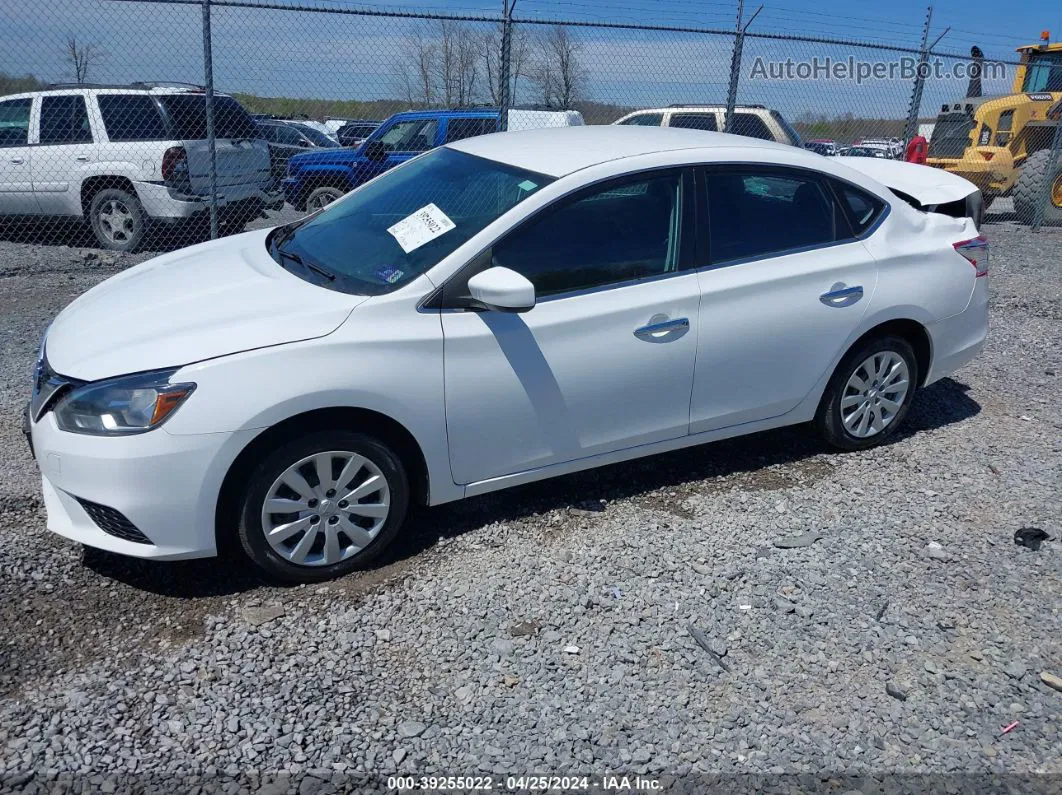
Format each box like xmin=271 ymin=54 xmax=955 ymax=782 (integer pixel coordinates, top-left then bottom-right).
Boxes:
xmin=1 ymin=0 xmax=1060 ymax=254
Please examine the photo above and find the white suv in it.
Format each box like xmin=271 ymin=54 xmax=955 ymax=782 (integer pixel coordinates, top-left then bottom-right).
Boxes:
xmin=0 ymin=83 xmax=280 ymax=251
xmin=614 ymin=104 xmax=802 ymax=147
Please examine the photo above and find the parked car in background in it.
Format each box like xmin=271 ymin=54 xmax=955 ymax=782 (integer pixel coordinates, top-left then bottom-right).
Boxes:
xmin=0 ymin=83 xmax=278 ymax=251
xmin=26 ymin=126 xmax=988 ymax=582
xmin=842 ymin=146 xmax=890 ymax=159
xmin=257 ymin=120 xmax=336 ymax=184
xmin=805 ymin=139 xmax=838 ymax=156
xmin=613 ymin=104 xmax=802 ymax=147
xmin=335 ymin=120 xmax=381 ymax=148
xmin=283 ymin=107 xmax=584 ymax=211
xmin=284 ymin=122 xmax=340 ymax=149
xmin=857 ymin=138 xmax=902 ymax=158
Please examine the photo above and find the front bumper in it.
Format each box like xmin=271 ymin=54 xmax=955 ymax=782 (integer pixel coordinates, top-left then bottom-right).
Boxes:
xmin=134 ymin=180 xmax=284 ymax=220
xmin=28 ymin=410 xmax=259 ymax=560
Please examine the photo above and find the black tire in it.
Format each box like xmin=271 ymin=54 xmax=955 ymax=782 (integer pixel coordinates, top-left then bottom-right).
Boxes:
xmin=237 ymin=430 xmax=409 ymax=583
xmin=1013 ymin=149 xmax=1062 ymax=227
xmin=815 ymin=335 xmax=920 ymax=451
xmin=87 ymin=187 xmax=147 ymax=252
xmin=306 ymin=186 xmax=345 ymax=212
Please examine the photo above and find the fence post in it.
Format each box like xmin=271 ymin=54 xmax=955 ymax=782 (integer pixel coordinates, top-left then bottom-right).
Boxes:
xmin=202 ymin=0 xmax=219 ymax=239
xmin=903 ymin=5 xmax=933 ymax=145
xmin=498 ymin=0 xmax=515 ymax=131
xmin=723 ymin=0 xmax=744 ymax=134
xmin=1031 ymin=119 xmax=1062 ymax=231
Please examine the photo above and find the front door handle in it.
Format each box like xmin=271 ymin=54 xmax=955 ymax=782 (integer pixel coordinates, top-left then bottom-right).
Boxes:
xmin=10 ymin=157 xmax=24 ymax=164
xmin=634 ymin=316 xmax=689 ymax=340
xmin=820 ymin=284 xmax=863 ymax=307
xmin=75 ymin=155 xmax=90 ymax=162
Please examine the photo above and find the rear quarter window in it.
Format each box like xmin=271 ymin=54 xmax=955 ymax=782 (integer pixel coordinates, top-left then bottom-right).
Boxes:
xmin=833 ymin=181 xmax=887 ymax=236
xmin=98 ymin=95 xmax=169 ymax=142
xmin=158 ymin=94 xmax=258 ymax=140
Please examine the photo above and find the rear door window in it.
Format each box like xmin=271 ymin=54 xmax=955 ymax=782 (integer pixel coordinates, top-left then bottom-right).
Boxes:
xmin=158 ymin=94 xmax=259 ymax=140
xmin=619 ymin=113 xmax=663 ymax=126
xmin=670 ymin=113 xmax=718 ymax=131
xmin=0 ymin=98 xmax=32 ymax=147
xmin=39 ymin=95 xmax=93 ymax=145
xmin=98 ymin=95 xmax=168 ymax=142
xmin=705 ymin=167 xmax=843 ymax=264
xmin=729 ymin=112 xmax=774 ymax=141
xmin=445 ymin=117 xmax=498 ymax=143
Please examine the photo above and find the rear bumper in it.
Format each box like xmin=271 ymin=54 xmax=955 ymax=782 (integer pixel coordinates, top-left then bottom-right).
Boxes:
xmin=924 ymin=277 xmax=989 ymax=385
xmin=134 ymin=180 xmax=283 ymax=220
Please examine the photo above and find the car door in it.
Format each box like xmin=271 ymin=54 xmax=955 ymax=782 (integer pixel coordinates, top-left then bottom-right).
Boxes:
xmin=442 ymin=168 xmax=700 ymax=485
xmin=33 ymin=94 xmax=98 ymax=214
xmin=0 ymin=97 xmax=39 ymax=214
xmin=690 ymin=165 xmax=879 ymax=433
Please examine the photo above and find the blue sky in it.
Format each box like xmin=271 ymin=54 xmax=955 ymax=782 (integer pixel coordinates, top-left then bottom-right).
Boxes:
xmin=1 ymin=0 xmax=1057 ymax=119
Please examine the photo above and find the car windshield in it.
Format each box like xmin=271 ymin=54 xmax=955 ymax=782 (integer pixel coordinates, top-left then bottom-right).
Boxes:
xmin=269 ymin=147 xmax=554 ymax=295
xmin=293 ymin=124 xmax=339 ymax=147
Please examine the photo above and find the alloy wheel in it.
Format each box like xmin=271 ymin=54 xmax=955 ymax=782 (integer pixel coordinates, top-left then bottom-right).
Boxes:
xmin=98 ymin=199 xmax=135 ymax=245
xmin=308 ymin=189 xmax=342 ymax=211
xmin=261 ymin=450 xmax=390 ymax=566
xmin=839 ymin=351 xmax=910 ymax=438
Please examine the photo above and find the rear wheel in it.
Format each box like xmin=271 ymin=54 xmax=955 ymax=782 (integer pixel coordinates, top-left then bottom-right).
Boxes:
xmin=1013 ymin=150 xmax=1062 ymax=226
xmin=88 ymin=188 xmax=147 ymax=252
xmin=306 ymin=186 xmax=345 ymax=212
xmin=237 ymin=430 xmax=409 ymax=583
xmin=815 ymin=335 xmax=919 ymax=451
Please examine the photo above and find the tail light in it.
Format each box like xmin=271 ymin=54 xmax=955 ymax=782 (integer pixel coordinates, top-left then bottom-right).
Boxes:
xmin=161 ymin=146 xmax=187 ymax=182
xmin=954 ymin=235 xmax=989 ymax=277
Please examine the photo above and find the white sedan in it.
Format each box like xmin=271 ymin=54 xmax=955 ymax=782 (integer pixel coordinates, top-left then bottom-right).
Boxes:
xmin=26 ymin=127 xmax=989 ymax=583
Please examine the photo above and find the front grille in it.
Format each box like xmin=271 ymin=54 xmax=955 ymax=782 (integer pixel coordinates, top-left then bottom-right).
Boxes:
xmin=928 ymin=114 xmax=976 ymax=159
xmin=75 ymin=497 xmax=152 ymax=545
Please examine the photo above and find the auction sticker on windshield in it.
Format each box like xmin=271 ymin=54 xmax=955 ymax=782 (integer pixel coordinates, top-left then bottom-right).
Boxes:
xmin=387 ymin=203 xmax=456 ymax=253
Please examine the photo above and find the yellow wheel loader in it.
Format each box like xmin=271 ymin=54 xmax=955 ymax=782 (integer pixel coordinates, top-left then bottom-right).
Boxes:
xmin=926 ymin=33 xmax=1062 ymax=224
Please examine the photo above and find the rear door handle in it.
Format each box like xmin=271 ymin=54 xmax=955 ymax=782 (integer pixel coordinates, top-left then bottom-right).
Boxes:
xmin=634 ymin=317 xmax=689 ymax=339
xmin=9 ymin=157 xmax=24 ymax=164
xmin=820 ymin=284 xmax=863 ymax=307
xmin=75 ymin=155 xmax=90 ymax=162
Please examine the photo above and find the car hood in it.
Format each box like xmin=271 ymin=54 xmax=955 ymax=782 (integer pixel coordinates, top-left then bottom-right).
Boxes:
xmin=46 ymin=229 xmax=365 ymax=381
xmin=289 ymin=147 xmax=363 ymax=168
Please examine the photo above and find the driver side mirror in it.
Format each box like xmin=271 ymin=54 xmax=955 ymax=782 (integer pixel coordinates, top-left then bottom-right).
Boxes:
xmin=466 ymin=266 xmax=535 ymax=313
xmin=363 ymin=140 xmax=388 ymax=162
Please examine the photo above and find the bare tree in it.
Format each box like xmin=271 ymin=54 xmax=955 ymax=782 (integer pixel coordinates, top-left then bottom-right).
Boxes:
xmin=529 ymin=26 xmax=584 ymax=109
xmin=65 ymin=37 xmax=100 ymax=84
xmin=401 ymin=30 xmax=437 ymax=107
xmin=435 ymin=21 xmax=478 ymax=107
xmin=481 ymin=22 xmax=529 ymax=105
xmin=399 ymin=21 xmax=479 ymax=108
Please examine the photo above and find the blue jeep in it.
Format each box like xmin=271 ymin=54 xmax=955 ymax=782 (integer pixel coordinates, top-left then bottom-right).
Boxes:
xmin=282 ymin=109 xmax=499 ymax=211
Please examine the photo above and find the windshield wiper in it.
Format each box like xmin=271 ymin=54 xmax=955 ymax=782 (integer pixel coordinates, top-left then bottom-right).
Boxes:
xmin=274 ymin=245 xmax=335 ymax=282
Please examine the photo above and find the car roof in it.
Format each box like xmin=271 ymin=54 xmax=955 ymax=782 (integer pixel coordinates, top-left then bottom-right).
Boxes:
xmin=448 ymin=126 xmax=795 ymax=177
xmin=388 ymin=108 xmax=498 ymax=121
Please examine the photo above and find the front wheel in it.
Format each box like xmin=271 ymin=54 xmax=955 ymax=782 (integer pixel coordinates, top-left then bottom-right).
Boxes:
xmin=815 ymin=336 xmax=919 ymax=451
xmin=305 ymin=186 xmax=345 ymax=212
xmin=237 ymin=430 xmax=409 ymax=583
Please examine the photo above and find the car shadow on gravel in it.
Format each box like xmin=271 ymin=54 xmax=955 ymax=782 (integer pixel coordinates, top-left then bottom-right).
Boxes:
xmin=76 ymin=377 xmax=980 ymax=599
xmin=381 ymin=376 xmax=982 ymax=560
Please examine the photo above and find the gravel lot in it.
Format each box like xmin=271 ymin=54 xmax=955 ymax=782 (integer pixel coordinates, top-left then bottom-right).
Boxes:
xmin=0 ymin=214 xmax=1059 ymax=793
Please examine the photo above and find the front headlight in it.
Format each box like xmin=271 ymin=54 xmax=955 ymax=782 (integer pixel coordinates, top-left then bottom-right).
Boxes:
xmin=53 ymin=369 xmax=196 ymax=436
